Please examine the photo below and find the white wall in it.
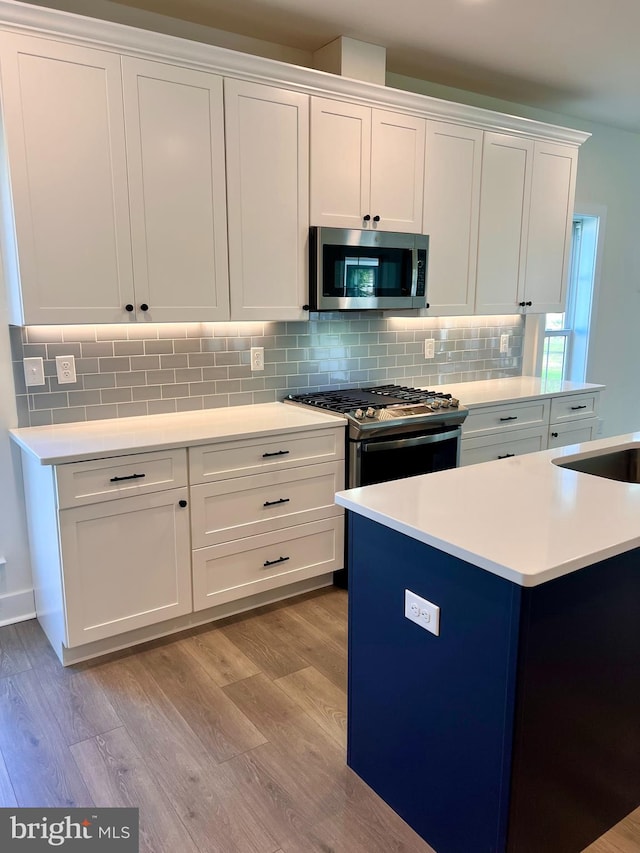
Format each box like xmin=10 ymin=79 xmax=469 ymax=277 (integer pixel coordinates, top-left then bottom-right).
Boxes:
xmin=388 ymin=73 xmax=640 ymax=438
xmin=0 ymin=290 xmax=33 ymax=625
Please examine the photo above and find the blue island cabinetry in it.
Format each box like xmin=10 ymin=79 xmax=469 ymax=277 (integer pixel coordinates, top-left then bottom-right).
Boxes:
xmin=347 ymin=512 xmax=640 ymax=853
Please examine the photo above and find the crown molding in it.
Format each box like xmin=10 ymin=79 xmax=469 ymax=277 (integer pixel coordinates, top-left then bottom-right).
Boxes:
xmin=0 ymin=0 xmax=590 ymax=146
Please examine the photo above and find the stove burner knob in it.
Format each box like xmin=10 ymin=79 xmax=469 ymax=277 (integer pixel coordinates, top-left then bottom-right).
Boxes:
xmin=430 ymin=400 xmax=442 ymax=409
xmin=449 ymin=398 xmax=459 ymax=408
xmin=365 ymin=407 xmax=376 ymax=418
xmin=439 ymin=399 xmax=451 ymax=407
xmin=354 ymin=408 xmax=365 ymax=419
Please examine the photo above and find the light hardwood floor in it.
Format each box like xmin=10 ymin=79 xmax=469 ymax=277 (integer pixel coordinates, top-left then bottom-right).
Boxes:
xmin=0 ymin=587 xmax=637 ymax=852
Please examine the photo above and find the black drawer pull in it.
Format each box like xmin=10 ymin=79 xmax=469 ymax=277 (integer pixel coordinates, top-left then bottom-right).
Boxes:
xmin=499 ymin=416 xmax=518 ymax=422
xmin=262 ymin=450 xmax=290 ymax=458
xmin=178 ymin=499 xmax=187 ymax=508
xmin=263 ymin=556 xmax=290 ymax=568
xmin=570 ymin=404 xmax=587 ymax=410
xmin=110 ymin=473 xmax=146 ymax=482
xmin=497 ymin=453 xmax=515 ymax=459
xmin=263 ymin=498 xmax=290 ymax=507
xmin=551 ymin=432 xmax=559 ymax=438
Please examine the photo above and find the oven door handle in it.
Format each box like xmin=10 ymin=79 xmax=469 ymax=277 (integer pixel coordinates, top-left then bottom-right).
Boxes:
xmin=361 ymin=427 xmax=460 ymax=453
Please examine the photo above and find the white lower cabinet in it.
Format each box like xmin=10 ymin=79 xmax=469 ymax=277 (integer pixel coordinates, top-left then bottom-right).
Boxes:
xmin=192 ymin=517 xmax=343 ymax=611
xmin=460 ymin=391 xmax=601 ymax=466
xmin=60 ymin=488 xmax=191 ymax=646
xmin=189 ymin=427 xmax=345 ymax=610
xmin=20 ymin=425 xmax=345 ymax=664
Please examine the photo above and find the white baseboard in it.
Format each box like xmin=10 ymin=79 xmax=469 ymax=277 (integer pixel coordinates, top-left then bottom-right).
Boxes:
xmin=0 ymin=588 xmax=36 ymax=627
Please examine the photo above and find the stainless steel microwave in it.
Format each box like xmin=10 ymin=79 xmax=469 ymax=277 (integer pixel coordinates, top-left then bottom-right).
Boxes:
xmin=309 ymin=226 xmax=429 ymax=311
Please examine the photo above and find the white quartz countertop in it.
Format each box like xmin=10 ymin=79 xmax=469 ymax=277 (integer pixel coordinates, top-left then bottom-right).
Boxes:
xmin=336 ymin=432 xmax=640 ymax=587
xmin=432 ymin=376 xmax=605 ymax=408
xmin=10 ymin=403 xmax=346 ymax=465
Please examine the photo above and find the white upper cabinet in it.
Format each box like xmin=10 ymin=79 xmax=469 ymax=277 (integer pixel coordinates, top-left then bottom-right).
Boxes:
xmin=423 ymin=122 xmax=483 ymax=315
xmin=225 ymin=78 xmax=309 ymax=321
xmin=0 ymin=36 xmax=229 ymax=324
xmin=310 ymin=97 xmax=425 ymax=233
xmin=0 ymin=34 xmax=135 ymax=324
xmin=475 ymin=132 xmax=534 ymax=315
xmin=122 ymin=58 xmax=229 ymax=322
xmin=522 ymin=141 xmax=578 ymax=314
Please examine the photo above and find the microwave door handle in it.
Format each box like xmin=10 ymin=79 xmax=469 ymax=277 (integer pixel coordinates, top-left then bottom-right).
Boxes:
xmin=410 ymin=247 xmax=418 ymax=296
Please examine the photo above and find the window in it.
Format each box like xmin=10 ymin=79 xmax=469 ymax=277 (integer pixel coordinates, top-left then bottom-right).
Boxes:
xmin=540 ymin=214 xmax=601 ymax=384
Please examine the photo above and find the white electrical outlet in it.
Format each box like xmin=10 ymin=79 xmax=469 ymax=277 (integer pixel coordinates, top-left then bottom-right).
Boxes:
xmin=404 ymin=589 xmax=440 ymax=636
xmin=55 ymin=354 xmax=77 ymax=384
xmin=23 ymin=357 xmax=45 ymax=387
xmin=424 ymin=338 xmax=435 ymax=359
xmin=500 ymin=333 xmax=509 ymax=354
xmin=250 ymin=346 xmax=264 ymax=371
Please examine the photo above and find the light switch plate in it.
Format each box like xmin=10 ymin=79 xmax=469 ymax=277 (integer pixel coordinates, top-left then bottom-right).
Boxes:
xmin=405 ymin=589 xmax=440 ymax=636
xmin=24 ymin=357 xmax=45 ymax=387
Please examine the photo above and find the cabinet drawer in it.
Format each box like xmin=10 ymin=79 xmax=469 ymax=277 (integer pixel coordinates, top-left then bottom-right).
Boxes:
xmin=549 ymin=393 xmax=599 ymax=424
xmin=191 ymin=461 xmax=344 ymax=548
xmin=548 ymin=418 xmax=599 ymax=449
xmin=192 ymin=517 xmax=343 ymax=610
xmin=56 ymin=449 xmax=188 ymax=509
xmin=189 ymin=427 xmax=344 ymax=483
xmin=463 ymin=400 xmax=550 ymax=438
xmin=461 ymin=427 xmax=547 ymax=466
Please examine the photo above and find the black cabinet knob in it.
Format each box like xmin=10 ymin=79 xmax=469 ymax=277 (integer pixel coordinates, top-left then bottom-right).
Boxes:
xmin=425 ymin=302 xmax=430 ymax=309
xmin=518 ymin=301 xmax=526 ymax=307
xmin=125 ymin=304 xmax=134 ymax=312
xmin=363 ymin=214 xmax=371 ymax=221
xmin=525 ymin=301 xmax=532 ymax=307
xmin=178 ymin=499 xmax=187 ymax=508
xmin=551 ymin=432 xmax=559 ymax=438
xmin=302 ymin=304 xmax=310 ymax=311
xmin=140 ymin=303 xmax=149 ymax=312
xmin=373 ymin=215 xmax=380 ymax=222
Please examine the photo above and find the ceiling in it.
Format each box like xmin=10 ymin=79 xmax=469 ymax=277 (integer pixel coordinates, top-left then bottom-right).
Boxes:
xmin=34 ymin=0 xmax=640 ymax=132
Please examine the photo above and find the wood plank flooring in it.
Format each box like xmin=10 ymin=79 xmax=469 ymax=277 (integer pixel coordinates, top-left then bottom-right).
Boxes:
xmin=0 ymin=586 xmax=638 ymax=852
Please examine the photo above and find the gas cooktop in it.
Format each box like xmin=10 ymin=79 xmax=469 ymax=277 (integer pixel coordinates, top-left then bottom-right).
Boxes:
xmin=285 ymin=384 xmax=468 ymax=439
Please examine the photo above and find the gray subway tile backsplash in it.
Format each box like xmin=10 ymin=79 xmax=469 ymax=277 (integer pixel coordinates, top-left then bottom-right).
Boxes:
xmin=11 ymin=313 xmax=524 ymax=427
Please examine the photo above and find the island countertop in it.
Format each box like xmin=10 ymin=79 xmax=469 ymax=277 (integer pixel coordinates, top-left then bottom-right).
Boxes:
xmin=335 ymin=432 xmax=640 ymax=587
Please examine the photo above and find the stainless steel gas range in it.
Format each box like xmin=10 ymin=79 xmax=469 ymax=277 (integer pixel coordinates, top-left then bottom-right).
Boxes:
xmin=286 ymin=384 xmax=468 ymax=584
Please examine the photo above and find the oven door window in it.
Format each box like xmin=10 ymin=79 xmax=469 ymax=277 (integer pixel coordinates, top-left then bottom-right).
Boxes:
xmin=323 ymin=245 xmax=411 ymax=299
xmin=355 ymin=431 xmax=459 ymax=488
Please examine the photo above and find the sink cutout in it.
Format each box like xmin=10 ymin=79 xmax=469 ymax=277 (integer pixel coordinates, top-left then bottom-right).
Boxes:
xmin=553 ymin=447 xmax=640 ymax=483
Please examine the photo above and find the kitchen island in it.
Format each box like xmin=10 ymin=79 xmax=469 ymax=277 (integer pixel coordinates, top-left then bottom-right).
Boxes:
xmin=335 ymin=434 xmax=640 ymax=853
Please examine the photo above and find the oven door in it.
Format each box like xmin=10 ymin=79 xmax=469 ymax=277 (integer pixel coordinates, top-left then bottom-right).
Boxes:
xmin=349 ymin=426 xmax=461 ymax=488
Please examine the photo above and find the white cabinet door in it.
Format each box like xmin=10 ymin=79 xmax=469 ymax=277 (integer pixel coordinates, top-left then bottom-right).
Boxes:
xmin=310 ymin=98 xmax=425 ymax=233
xmin=522 ymin=141 xmax=578 ymax=313
xmin=548 ymin=418 xmax=598 ymax=449
xmin=475 ymin=133 xmax=534 ymax=315
xmin=0 ymin=33 xmax=135 ymax=324
xmin=423 ymin=121 xmax=483 ymax=314
xmin=122 ymin=58 xmax=229 ymax=322
xmin=369 ymin=109 xmax=425 ymax=233
xmin=60 ymin=488 xmax=192 ymax=647
xmin=310 ymin=97 xmax=370 ymax=229
xmin=225 ymin=79 xmax=309 ymax=321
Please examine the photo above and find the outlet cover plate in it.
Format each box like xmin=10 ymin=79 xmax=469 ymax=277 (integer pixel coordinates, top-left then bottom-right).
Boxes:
xmin=405 ymin=589 xmax=440 ymax=636
xmin=424 ymin=338 xmax=435 ymax=359
xmin=250 ymin=346 xmax=264 ymax=371
xmin=55 ymin=354 xmax=77 ymax=384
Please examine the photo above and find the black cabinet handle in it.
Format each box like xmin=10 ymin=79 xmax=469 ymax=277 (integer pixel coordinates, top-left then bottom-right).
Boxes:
xmin=570 ymin=404 xmax=587 ymax=410
xmin=263 ymin=556 xmax=290 ymax=567
xmin=139 ymin=303 xmax=149 ymax=312
xmin=373 ymin=215 xmax=380 ymax=222
xmin=178 ymin=499 xmax=187 ymax=508
xmin=551 ymin=432 xmax=559 ymax=438
xmin=499 ymin=416 xmax=518 ymax=422
xmin=109 ymin=473 xmax=146 ymax=482
xmin=363 ymin=214 xmax=371 ymax=222
xmin=497 ymin=453 xmax=515 ymax=459
xmin=262 ymin=450 xmax=290 ymax=458
xmin=263 ymin=498 xmax=290 ymax=507
xmin=125 ymin=304 xmax=134 ymax=312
